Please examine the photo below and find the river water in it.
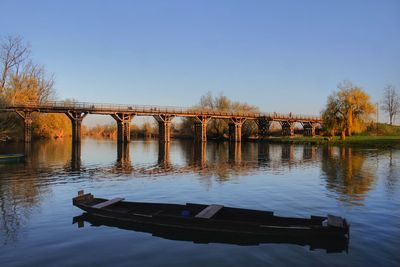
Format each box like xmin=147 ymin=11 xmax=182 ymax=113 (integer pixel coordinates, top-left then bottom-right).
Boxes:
xmin=0 ymin=138 xmax=399 ymax=266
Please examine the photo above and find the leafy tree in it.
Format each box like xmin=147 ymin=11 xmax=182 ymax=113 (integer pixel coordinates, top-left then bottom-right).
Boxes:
xmin=181 ymin=92 xmax=259 ymax=139
xmin=0 ymin=35 xmax=70 ymax=139
xmin=322 ymin=81 xmax=375 ymax=139
xmin=34 ymin=113 xmax=71 ymax=138
xmin=142 ymin=121 xmax=156 ymax=138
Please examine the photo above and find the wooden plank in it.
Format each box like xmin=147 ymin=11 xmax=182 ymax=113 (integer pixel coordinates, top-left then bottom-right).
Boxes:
xmin=92 ymin=198 xmax=124 ymax=209
xmin=327 ymin=214 xmax=344 ymax=228
xmin=195 ymin=204 xmax=224 ymax=219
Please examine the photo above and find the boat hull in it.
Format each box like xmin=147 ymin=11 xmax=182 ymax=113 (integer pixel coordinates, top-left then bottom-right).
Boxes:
xmin=72 ymin=193 xmax=349 ymax=240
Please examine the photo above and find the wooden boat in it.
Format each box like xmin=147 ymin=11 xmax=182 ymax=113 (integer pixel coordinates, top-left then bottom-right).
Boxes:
xmin=73 ymin=191 xmax=350 ymax=245
xmin=0 ymin=154 xmax=25 ymax=162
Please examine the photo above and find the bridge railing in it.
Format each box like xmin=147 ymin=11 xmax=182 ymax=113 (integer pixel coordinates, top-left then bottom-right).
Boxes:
xmin=7 ymin=101 xmax=322 ymax=121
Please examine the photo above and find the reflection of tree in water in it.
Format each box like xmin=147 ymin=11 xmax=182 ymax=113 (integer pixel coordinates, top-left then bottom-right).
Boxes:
xmin=321 ymin=146 xmax=377 ymax=205
xmin=383 ymin=149 xmax=399 ymax=197
xmin=0 ymin=141 xmax=65 ymax=245
xmin=0 ymin=164 xmax=46 ymax=245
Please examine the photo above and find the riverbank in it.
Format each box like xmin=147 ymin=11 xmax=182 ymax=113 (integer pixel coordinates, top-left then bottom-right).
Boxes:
xmin=261 ymin=136 xmax=400 ymax=148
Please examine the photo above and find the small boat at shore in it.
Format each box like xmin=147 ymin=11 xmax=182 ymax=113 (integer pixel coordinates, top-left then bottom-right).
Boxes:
xmin=72 ymin=191 xmax=350 ymax=248
xmin=0 ymin=154 xmax=25 ymax=162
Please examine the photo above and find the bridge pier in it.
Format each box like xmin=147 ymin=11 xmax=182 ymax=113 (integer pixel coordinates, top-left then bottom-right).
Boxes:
xmin=302 ymin=122 xmax=317 ymax=136
xmin=280 ymin=121 xmax=295 ymax=136
xmin=154 ymin=115 xmax=174 ymax=143
xmin=255 ymin=118 xmax=271 ymax=139
xmin=228 ymin=118 xmax=246 ymax=142
xmin=66 ymin=111 xmax=87 ymax=143
xmin=112 ymin=113 xmax=134 ymax=143
xmin=16 ymin=111 xmax=33 ymax=143
xmin=194 ymin=116 xmax=211 ymax=142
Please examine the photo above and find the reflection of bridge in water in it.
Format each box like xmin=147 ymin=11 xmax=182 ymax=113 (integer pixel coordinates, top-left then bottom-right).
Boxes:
xmin=67 ymin=141 xmax=321 ymax=178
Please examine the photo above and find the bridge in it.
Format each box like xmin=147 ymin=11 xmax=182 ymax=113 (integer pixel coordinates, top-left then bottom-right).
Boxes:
xmin=1 ymin=101 xmax=323 ymax=143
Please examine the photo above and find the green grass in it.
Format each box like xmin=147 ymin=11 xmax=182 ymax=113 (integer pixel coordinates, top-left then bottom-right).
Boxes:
xmin=259 ymin=124 xmax=400 ymax=148
xmin=330 ymin=135 xmax=400 ymax=147
xmin=261 ymin=135 xmax=400 ymax=148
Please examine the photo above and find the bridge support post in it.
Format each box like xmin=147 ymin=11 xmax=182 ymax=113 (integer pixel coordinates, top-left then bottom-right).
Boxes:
xmin=229 ymin=118 xmax=246 ymax=142
xmin=16 ymin=111 xmax=33 ymax=143
xmin=154 ymin=115 xmax=174 ymax=143
xmin=280 ymin=121 xmax=295 ymax=136
xmin=255 ymin=118 xmax=271 ymax=139
xmin=112 ymin=113 xmax=135 ymax=143
xmin=302 ymin=122 xmax=317 ymax=137
xmin=66 ymin=111 xmax=87 ymax=143
xmin=194 ymin=116 xmax=211 ymax=142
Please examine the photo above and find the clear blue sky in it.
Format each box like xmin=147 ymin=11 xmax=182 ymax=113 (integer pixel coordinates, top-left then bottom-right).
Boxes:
xmin=1 ymin=0 xmax=399 ymax=123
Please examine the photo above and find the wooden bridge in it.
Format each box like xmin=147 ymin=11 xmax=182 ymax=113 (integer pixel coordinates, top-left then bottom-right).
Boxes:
xmin=1 ymin=101 xmax=323 ymax=143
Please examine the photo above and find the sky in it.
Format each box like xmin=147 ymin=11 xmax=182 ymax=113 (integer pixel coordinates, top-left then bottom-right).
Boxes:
xmin=1 ymin=0 xmax=399 ymax=125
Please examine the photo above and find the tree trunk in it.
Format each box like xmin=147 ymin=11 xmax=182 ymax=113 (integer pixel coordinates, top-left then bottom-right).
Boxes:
xmin=347 ymin=110 xmax=353 ymax=136
xmin=341 ymin=130 xmax=346 ymax=140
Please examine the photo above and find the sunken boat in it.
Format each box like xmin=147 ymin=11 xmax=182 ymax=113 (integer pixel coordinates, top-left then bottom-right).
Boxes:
xmin=73 ymin=191 xmax=349 ymax=251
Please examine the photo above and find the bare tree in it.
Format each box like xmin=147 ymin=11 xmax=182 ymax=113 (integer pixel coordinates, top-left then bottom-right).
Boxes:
xmin=21 ymin=60 xmax=55 ymax=103
xmin=381 ymin=85 xmax=400 ymax=125
xmin=0 ymin=36 xmax=30 ymax=92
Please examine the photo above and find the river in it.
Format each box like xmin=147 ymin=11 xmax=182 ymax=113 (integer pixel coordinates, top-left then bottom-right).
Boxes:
xmin=0 ymin=138 xmax=399 ymax=266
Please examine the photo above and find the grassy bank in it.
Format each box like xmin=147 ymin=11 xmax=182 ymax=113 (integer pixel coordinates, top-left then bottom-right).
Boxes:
xmin=260 ymin=124 xmax=400 ymax=148
xmin=262 ymin=135 xmax=400 ymax=148
xmin=329 ymin=136 xmax=400 ymax=148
